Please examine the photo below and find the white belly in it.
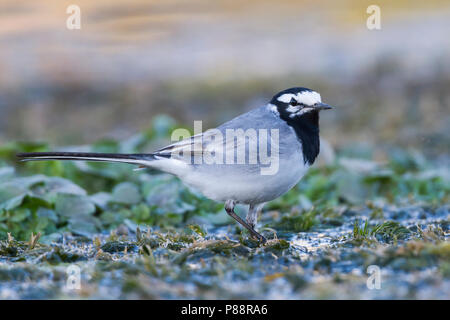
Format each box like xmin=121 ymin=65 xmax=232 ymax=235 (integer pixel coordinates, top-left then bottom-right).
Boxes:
xmin=180 ymin=158 xmax=309 ymax=204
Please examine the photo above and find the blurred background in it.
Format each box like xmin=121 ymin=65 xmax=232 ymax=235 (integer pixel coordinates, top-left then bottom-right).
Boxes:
xmin=0 ymin=0 xmax=449 ymax=300
xmin=0 ymin=0 xmax=449 ymax=161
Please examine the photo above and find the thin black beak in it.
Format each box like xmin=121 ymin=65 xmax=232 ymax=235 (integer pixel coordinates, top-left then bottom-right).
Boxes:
xmin=314 ymin=102 xmax=333 ymax=110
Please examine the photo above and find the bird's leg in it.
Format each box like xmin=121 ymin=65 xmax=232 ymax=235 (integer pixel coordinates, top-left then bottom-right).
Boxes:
xmin=225 ymin=200 xmax=267 ymax=244
xmin=246 ymin=203 xmax=265 ymax=230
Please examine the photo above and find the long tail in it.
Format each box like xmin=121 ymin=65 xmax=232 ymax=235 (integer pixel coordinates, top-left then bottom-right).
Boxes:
xmin=16 ymin=152 xmax=155 ymax=167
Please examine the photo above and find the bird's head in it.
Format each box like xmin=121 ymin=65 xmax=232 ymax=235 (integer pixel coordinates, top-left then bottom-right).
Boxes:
xmin=269 ymin=87 xmax=333 ymax=121
xmin=269 ymin=87 xmax=333 ymax=165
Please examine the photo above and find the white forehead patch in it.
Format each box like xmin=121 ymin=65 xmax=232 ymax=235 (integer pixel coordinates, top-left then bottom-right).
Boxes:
xmin=277 ymin=91 xmax=321 ymax=106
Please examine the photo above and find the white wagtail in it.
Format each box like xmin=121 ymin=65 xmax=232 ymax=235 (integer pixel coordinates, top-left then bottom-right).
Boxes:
xmin=18 ymin=87 xmax=333 ymax=243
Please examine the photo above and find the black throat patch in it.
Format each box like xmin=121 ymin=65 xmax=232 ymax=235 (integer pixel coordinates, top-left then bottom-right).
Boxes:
xmin=278 ymin=109 xmax=321 ymax=165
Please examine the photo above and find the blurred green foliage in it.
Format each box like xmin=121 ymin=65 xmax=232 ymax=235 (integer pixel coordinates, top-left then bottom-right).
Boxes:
xmin=0 ymin=115 xmax=449 ymax=240
xmin=0 ymin=115 xmax=448 ymax=300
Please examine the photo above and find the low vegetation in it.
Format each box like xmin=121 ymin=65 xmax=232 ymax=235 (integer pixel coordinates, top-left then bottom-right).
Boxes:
xmin=0 ymin=116 xmax=448 ymax=299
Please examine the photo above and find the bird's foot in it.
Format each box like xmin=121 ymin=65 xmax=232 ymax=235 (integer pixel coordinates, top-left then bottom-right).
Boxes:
xmin=247 ymin=221 xmax=267 ymax=244
xmin=250 ymin=231 xmax=267 ymax=244
xmin=225 ymin=200 xmax=267 ymax=244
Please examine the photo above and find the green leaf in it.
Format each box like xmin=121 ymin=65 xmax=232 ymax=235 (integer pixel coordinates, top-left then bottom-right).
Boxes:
xmin=29 ymin=177 xmax=86 ymax=203
xmin=131 ymin=203 xmax=151 ymax=222
xmin=68 ymin=215 xmax=101 ymax=237
xmin=9 ymin=208 xmax=31 ymax=223
xmin=111 ymin=182 xmax=142 ymax=205
xmin=143 ymin=175 xmax=193 ymax=214
xmin=55 ymin=194 xmax=96 ymax=217
xmin=90 ymin=192 xmax=112 ymax=209
xmin=0 ymin=167 xmax=15 ymax=182
xmin=0 ymin=194 xmax=27 ymax=211
xmin=0 ymin=182 xmax=27 ymax=210
xmin=37 ymin=208 xmax=58 ymax=223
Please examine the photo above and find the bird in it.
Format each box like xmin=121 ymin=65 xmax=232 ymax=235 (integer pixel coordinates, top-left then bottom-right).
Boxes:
xmin=17 ymin=87 xmax=333 ymax=244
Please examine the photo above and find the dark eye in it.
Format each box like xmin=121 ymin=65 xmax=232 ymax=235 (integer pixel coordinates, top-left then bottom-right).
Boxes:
xmin=290 ymin=98 xmax=299 ymax=106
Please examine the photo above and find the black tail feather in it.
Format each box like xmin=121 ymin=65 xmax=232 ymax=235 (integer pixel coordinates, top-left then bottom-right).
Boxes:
xmin=16 ymin=152 xmax=155 ymax=166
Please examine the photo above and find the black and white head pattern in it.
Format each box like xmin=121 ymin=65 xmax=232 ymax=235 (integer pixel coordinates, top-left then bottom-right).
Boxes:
xmin=269 ymin=87 xmax=322 ymax=166
xmin=269 ymin=87 xmax=322 ymax=118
